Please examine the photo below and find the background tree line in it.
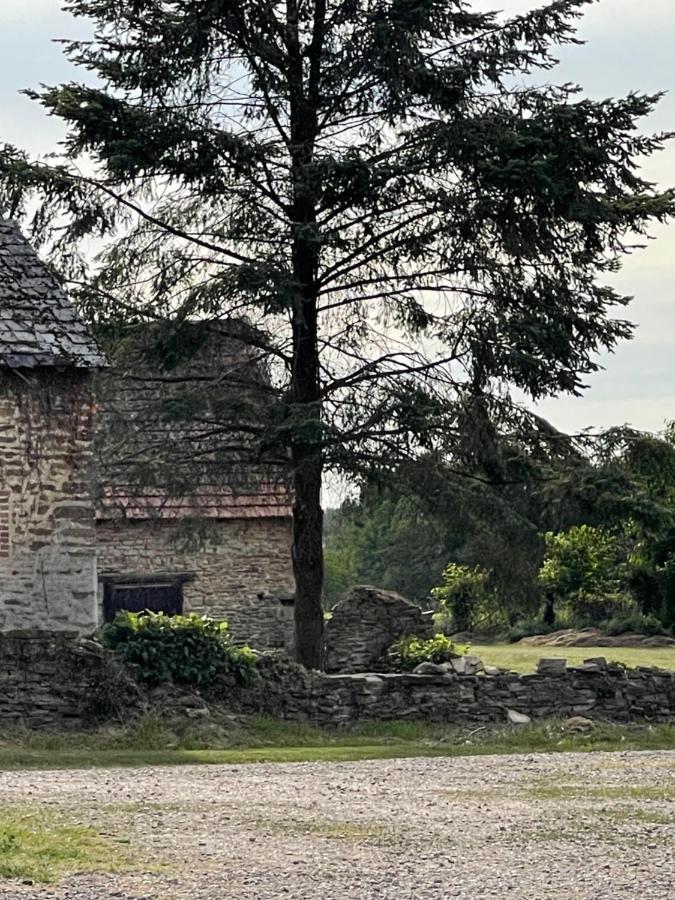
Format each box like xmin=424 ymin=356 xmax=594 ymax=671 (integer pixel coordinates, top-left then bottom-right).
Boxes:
xmin=324 ymin=421 xmax=675 ymax=634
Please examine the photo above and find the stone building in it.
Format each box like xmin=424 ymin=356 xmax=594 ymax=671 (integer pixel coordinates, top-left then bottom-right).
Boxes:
xmin=94 ymin=323 xmax=296 ymax=648
xmin=0 ymin=220 xmax=106 ymax=632
xmin=0 ymin=224 xmax=295 ymax=646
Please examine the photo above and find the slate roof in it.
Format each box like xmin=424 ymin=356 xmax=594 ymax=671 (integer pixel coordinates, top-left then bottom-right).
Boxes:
xmin=0 ymin=220 xmax=106 ymax=368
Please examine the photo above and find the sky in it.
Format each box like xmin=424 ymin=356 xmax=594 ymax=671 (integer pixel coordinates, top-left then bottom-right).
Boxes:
xmin=0 ymin=1 xmax=673 ymax=436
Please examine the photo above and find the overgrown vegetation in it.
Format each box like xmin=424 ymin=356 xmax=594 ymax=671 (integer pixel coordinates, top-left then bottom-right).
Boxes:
xmin=431 ymin=564 xmax=497 ymax=633
xmin=539 ymin=526 xmax=625 ymax=622
xmin=98 ymin=612 xmax=257 ymax=686
xmin=323 ymin=497 xmax=458 ymax=608
xmin=387 ymin=634 xmax=464 ymax=671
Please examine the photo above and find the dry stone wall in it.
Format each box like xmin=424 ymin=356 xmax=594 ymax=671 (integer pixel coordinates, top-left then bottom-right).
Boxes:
xmin=0 ymin=371 xmax=98 ymax=632
xmin=0 ymin=632 xmax=140 ymax=729
xmin=96 ymin=517 xmax=295 ymax=649
xmin=240 ymin=656 xmax=675 ymax=726
xmin=2 ymin=633 xmax=673 ymax=730
xmin=325 ymin=585 xmax=434 ymax=672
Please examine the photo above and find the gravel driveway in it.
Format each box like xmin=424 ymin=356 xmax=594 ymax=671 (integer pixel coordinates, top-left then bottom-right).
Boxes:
xmin=1 ymin=751 xmax=673 ymax=899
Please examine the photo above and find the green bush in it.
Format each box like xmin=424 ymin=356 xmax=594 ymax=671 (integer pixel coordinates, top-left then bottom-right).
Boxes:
xmin=387 ymin=633 xmax=465 ymax=671
xmin=431 ymin=563 xmax=504 ymax=632
xmin=98 ymin=611 xmax=257 ymax=686
xmin=605 ymin=612 xmax=666 ymax=637
xmin=565 ymin=590 xmax=637 ymax=625
xmin=539 ymin=526 xmax=627 ymax=623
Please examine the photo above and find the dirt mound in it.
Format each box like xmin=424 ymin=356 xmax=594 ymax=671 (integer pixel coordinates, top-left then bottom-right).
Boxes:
xmin=518 ymin=627 xmax=675 ymax=648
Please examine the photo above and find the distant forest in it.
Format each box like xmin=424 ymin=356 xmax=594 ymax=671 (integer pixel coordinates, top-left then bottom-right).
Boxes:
xmin=324 ymin=423 xmax=675 ymax=636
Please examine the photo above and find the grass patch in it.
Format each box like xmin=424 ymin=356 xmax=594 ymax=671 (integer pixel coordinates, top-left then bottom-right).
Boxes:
xmin=0 ymin=807 xmax=137 ymax=883
xmin=599 ymin=806 xmax=675 ymax=826
xmin=529 ymin=782 xmax=675 ymax=802
xmin=0 ymin=717 xmax=673 ymax=771
xmin=0 ymin=744 xmax=455 ymax=770
xmin=294 ymin=821 xmax=387 ymax=841
xmin=471 ymin=643 xmax=675 ymax=673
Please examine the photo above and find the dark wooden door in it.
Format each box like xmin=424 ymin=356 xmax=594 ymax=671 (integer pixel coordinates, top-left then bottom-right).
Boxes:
xmin=103 ymin=581 xmax=184 ymax=621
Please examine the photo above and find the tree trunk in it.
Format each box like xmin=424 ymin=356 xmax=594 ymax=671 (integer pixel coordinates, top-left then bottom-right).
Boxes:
xmin=289 ymin=237 xmax=324 ymax=668
xmin=292 ymin=447 xmax=325 ymax=668
xmin=287 ymin=0 xmax=325 ymax=669
xmin=543 ymin=592 xmax=556 ymax=627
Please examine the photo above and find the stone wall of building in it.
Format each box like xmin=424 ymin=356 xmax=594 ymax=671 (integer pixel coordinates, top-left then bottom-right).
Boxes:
xmin=0 ymin=371 xmax=98 ymax=632
xmin=3 ymin=633 xmax=672 ymax=730
xmin=96 ymin=516 xmax=295 ymax=649
xmin=325 ymin=586 xmax=434 ymax=673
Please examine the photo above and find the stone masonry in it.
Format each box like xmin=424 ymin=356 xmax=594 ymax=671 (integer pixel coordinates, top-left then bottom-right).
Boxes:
xmin=0 ymin=219 xmax=105 ymax=633
xmin=96 ymin=517 xmax=296 ymax=648
xmin=1 ymin=633 xmax=673 ymax=730
xmin=93 ymin=322 xmax=296 ymax=648
xmin=0 ymin=371 xmax=99 ymax=632
xmin=325 ymin=585 xmax=434 ymax=672
xmin=0 ymin=632 xmax=140 ymax=729
xmin=0 ymin=223 xmax=295 ymax=643
xmin=245 ymin=655 xmax=675 ymax=726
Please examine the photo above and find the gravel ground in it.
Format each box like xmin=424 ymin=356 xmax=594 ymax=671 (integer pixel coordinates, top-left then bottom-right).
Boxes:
xmin=0 ymin=751 xmax=673 ymax=899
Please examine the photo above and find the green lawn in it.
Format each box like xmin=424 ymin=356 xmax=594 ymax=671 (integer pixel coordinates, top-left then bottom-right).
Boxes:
xmin=471 ymin=643 xmax=675 ymax=672
xmin=0 ymin=807 xmax=140 ymax=883
xmin=0 ymin=718 xmax=673 ymax=771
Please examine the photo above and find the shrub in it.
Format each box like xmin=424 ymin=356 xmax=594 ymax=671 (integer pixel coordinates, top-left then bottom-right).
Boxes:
xmin=98 ymin=611 xmax=257 ymax=686
xmin=506 ymin=618 xmax=560 ymax=644
xmin=564 ymin=590 xmax=636 ymax=625
xmin=431 ymin=563 xmax=503 ymax=632
xmin=605 ymin=612 xmax=666 ymax=637
xmin=539 ymin=526 xmax=627 ymax=623
xmin=387 ymin=633 xmax=465 ymax=671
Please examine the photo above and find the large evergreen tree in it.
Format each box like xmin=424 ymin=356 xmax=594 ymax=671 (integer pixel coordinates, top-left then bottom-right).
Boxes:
xmin=0 ymin=0 xmax=672 ymax=666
